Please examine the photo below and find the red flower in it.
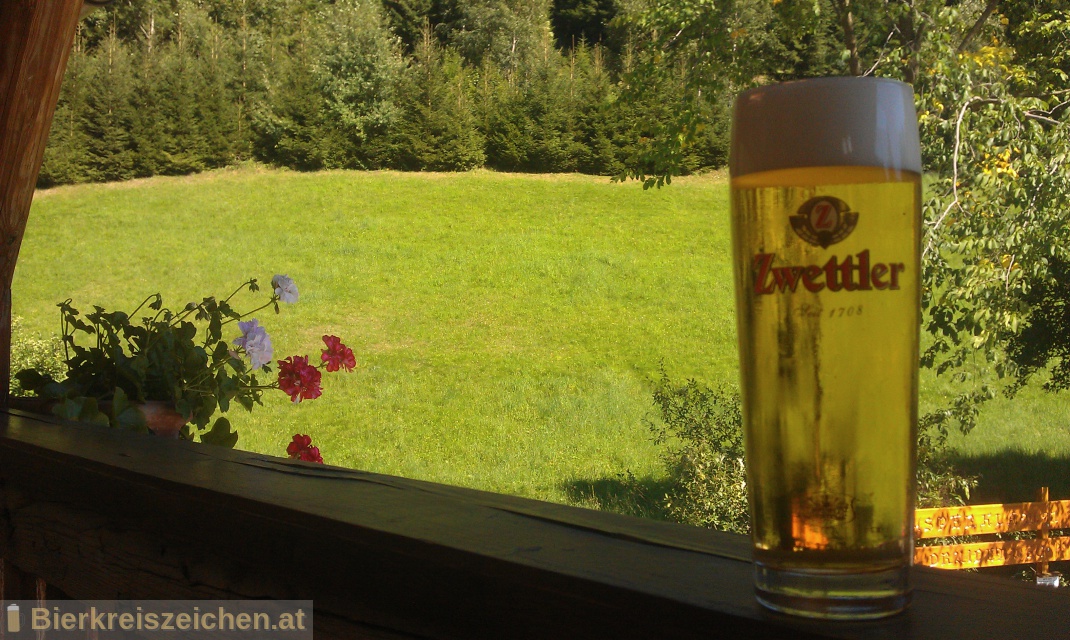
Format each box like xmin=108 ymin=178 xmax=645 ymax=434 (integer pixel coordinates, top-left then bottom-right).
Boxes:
xmin=286 ymin=434 xmax=324 ymax=464
xmin=321 ymin=335 xmax=356 ymax=372
xmin=287 ymin=434 xmax=313 ymax=457
xmin=300 ymin=446 xmax=324 ymax=463
xmin=277 ymin=355 xmax=322 ymax=402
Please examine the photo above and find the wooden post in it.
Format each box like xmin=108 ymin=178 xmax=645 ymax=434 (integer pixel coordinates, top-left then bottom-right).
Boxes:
xmin=1037 ymin=486 xmax=1050 ymax=577
xmin=0 ymin=0 xmax=85 ymax=406
xmin=0 ymin=555 xmax=42 ymax=600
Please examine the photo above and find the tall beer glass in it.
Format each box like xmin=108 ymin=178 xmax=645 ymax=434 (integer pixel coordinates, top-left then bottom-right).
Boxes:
xmin=729 ymin=77 xmax=922 ymax=619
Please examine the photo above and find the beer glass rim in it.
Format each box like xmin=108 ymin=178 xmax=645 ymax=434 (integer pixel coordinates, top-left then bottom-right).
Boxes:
xmin=730 ymin=76 xmax=922 ymax=178
xmin=735 ymin=76 xmax=911 ymax=102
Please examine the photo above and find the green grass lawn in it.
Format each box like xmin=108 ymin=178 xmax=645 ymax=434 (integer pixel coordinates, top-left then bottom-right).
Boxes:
xmin=18 ymin=167 xmax=737 ymax=504
xmin=940 ymin=382 xmax=1070 ymax=504
xmin=16 ymin=166 xmax=1069 ymax=507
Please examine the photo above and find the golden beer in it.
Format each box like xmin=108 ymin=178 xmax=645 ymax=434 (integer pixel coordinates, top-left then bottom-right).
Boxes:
xmin=729 ymin=79 xmax=922 ymax=619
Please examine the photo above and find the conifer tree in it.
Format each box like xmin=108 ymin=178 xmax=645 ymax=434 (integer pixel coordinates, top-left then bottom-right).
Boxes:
xmin=198 ymin=15 xmax=240 ymax=168
xmin=392 ymin=28 xmax=485 ymax=170
xmin=82 ymin=27 xmax=139 ymax=182
xmin=129 ymin=5 xmax=170 ymax=176
xmin=521 ymin=41 xmax=586 ymax=172
xmin=36 ymin=0 xmax=744 ymax=184
xmin=478 ymin=60 xmax=536 ymax=171
xmin=383 ymin=0 xmax=434 ymax=53
xmin=571 ymin=44 xmax=625 ymax=175
xmin=39 ymin=26 xmax=92 ymax=186
xmin=450 ymin=0 xmax=552 ymax=77
xmin=251 ymin=19 xmax=329 ymax=170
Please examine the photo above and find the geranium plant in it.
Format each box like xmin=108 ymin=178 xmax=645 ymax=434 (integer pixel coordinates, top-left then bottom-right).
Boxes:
xmin=16 ymin=275 xmax=353 ymax=451
xmin=286 ymin=434 xmax=324 ymax=463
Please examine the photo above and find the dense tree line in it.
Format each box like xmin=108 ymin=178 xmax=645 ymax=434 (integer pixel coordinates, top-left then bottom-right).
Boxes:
xmin=38 ymin=0 xmax=727 ymax=187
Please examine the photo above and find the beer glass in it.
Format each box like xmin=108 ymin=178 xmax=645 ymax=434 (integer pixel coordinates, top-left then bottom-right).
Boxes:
xmin=729 ymin=77 xmax=922 ymax=619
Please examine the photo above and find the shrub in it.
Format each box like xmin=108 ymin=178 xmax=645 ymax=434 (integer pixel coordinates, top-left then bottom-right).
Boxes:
xmin=648 ymin=372 xmax=750 ymax=534
xmin=10 ymin=316 xmax=65 ymax=397
xmin=916 ymin=406 xmax=979 ymax=508
xmin=649 ymin=373 xmax=977 ymax=534
xmin=1007 ymin=256 xmax=1070 ymax=394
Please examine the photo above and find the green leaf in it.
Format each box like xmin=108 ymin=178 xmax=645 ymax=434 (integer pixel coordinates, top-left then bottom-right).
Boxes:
xmin=208 ymin=313 xmax=222 ymax=344
xmin=78 ymin=397 xmax=110 ymax=427
xmin=52 ymin=397 xmax=84 ymax=421
xmin=53 ymin=397 xmax=109 ymax=427
xmin=212 ymin=341 xmax=230 ymax=364
xmin=192 ymin=395 xmax=217 ymax=428
xmin=175 ymin=398 xmax=192 ymax=420
xmin=111 ymin=387 xmax=148 ymax=433
xmin=218 ymin=301 xmax=240 ymax=320
xmin=236 ymin=394 xmax=255 ymax=411
xmin=14 ymin=369 xmax=53 ymax=394
xmin=200 ymin=417 xmax=238 ymax=448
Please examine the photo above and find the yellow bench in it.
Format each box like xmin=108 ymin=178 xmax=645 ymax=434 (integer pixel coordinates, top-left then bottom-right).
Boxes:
xmin=914 ymin=488 xmax=1069 ymax=585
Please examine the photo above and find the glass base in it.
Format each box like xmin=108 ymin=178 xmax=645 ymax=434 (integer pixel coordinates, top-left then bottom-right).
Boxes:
xmin=754 ymin=563 xmax=911 ymax=620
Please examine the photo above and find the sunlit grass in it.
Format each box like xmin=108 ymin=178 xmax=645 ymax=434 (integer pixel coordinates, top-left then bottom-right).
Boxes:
xmin=19 ymin=167 xmax=733 ymax=503
xmin=17 ymin=166 xmax=1066 ymax=506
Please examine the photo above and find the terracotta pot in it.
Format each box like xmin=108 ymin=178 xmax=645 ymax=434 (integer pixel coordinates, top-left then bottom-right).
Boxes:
xmin=139 ymin=401 xmax=188 ymax=438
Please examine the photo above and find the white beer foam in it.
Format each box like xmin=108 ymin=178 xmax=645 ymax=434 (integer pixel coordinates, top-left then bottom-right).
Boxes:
xmin=730 ymin=77 xmax=922 ymax=177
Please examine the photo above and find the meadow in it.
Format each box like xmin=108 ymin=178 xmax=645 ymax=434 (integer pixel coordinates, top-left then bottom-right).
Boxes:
xmin=16 ymin=167 xmax=1070 ymax=508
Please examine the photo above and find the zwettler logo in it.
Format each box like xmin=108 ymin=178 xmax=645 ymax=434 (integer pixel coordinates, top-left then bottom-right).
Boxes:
xmin=790 ymin=196 xmax=858 ymax=248
xmin=751 ymin=195 xmax=908 ymax=296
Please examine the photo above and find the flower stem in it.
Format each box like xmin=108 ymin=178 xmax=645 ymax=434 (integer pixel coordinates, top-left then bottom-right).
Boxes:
xmin=222 ymin=279 xmax=257 ymax=305
xmin=128 ymin=293 xmax=161 ymax=319
xmin=222 ymin=296 xmax=280 ymax=325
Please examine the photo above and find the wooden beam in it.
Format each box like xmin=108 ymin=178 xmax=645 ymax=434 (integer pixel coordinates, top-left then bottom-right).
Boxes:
xmin=2 ymin=410 xmax=1069 ymax=639
xmin=0 ymin=0 xmax=84 ymax=406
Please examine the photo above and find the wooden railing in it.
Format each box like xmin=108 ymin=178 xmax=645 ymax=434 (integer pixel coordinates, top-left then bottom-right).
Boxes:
xmin=2 ymin=409 xmax=1069 ymax=639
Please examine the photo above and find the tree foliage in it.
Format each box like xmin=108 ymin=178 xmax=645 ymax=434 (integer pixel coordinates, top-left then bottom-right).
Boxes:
xmin=912 ymin=2 xmax=1070 ymax=431
xmin=550 ymin=0 xmax=619 ymax=50
xmin=620 ymin=0 xmax=1069 ymax=428
xmin=392 ymin=29 xmax=485 ymax=170
xmin=448 ymin=0 xmax=553 ymax=74
xmin=603 ymin=1 xmax=1067 ymax=509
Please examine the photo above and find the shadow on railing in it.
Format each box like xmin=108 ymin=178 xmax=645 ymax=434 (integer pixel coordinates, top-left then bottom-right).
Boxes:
xmin=3 ymin=409 xmax=1070 ymax=639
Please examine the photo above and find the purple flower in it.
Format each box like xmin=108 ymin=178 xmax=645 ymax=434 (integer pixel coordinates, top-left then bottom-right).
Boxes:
xmin=233 ymin=319 xmax=273 ymax=370
xmin=272 ymin=274 xmax=299 ymax=304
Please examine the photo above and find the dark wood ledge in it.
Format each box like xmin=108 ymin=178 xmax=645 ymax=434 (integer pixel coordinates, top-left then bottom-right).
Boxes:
xmin=1 ymin=410 xmax=1066 ymax=639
